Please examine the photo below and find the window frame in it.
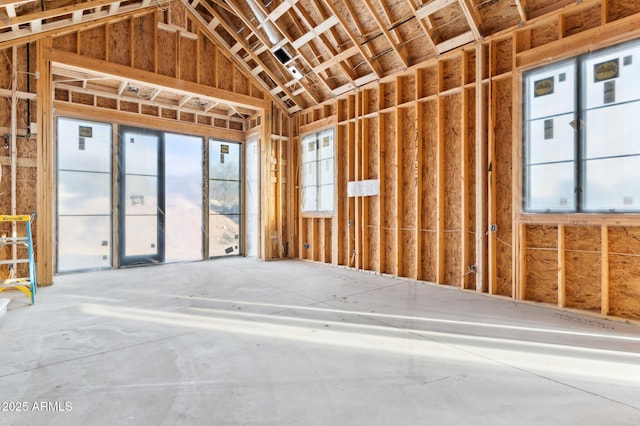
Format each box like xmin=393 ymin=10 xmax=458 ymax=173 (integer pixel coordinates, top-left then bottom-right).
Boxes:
xmin=522 ymin=38 xmax=640 ymax=215
xmin=300 ymin=126 xmax=336 ymax=217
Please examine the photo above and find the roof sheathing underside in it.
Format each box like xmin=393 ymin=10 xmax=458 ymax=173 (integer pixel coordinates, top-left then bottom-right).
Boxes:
xmin=0 ymin=0 xmax=608 ymax=114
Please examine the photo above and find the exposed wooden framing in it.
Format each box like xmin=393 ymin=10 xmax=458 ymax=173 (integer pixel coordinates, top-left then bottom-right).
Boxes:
xmin=261 ymin=108 xmax=273 ymax=260
xmin=487 ymin=44 xmax=497 ymax=294
xmin=377 ymin=93 xmax=385 ymax=273
xmin=361 ymin=0 xmax=409 ymax=69
xmin=416 ymin=98 xmax=424 ymax=281
xmin=601 ymin=225 xmax=609 ymax=315
xmin=460 ymin=84 xmax=469 ymax=288
xmin=558 ymin=224 xmax=566 ymax=307
xmin=361 ymin=92 xmax=370 ymax=271
xmin=457 ymin=0 xmax=484 ymax=41
xmin=514 ymin=0 xmax=529 ymax=23
xmin=322 ymin=0 xmax=383 ymax=78
xmin=475 ymin=42 xmax=487 ymax=293
xmin=36 ymin=37 xmax=55 ymax=285
xmin=10 ymin=46 xmax=18 ymax=276
xmin=43 ymin=48 xmax=270 ymax=110
xmin=436 ymin=94 xmax=445 ymax=284
xmin=518 ymin=223 xmax=526 ymax=300
xmin=395 ymin=103 xmax=402 ymax=277
xmin=222 ymin=0 xmax=321 ymax=105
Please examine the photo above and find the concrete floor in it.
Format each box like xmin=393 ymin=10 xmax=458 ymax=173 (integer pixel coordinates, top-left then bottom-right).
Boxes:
xmin=1 ymin=258 xmax=640 ymax=426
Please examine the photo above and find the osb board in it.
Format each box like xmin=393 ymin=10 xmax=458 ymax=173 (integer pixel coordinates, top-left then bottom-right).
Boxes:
xmin=444 ymin=232 xmax=461 ymax=286
xmin=430 ymin=2 xmax=468 ymax=41
xmin=420 ymin=100 xmax=438 ymax=282
xmin=17 ymin=137 xmax=36 ymax=159
xmin=477 ymin=0 xmax=521 ymax=34
xmin=179 ymin=37 xmax=197 ymax=83
xmin=229 ymin=121 xmax=242 ymax=131
xmin=0 ymin=48 xmax=12 ymax=91
xmin=71 ymin=92 xmax=94 ymax=106
xmin=607 ymin=226 xmax=640 ymax=318
xmin=529 ymin=21 xmax=559 ymax=50
xmin=366 ymin=88 xmax=378 ymax=113
xmin=381 ymin=113 xmax=396 ymax=230
xmin=494 ymin=78 xmax=512 ymax=296
xmin=132 ymin=14 xmax=156 ymax=72
xmin=400 ymin=107 xmax=417 ymax=230
xmin=141 ymin=105 xmax=159 ymax=117
xmin=443 ymin=94 xmax=461 ymax=230
xmin=441 ymin=57 xmax=462 ymax=92
xmin=180 ymin=112 xmax=195 ymax=123
xmin=199 ymin=37 xmax=216 ymax=87
xmin=54 ymin=88 xmax=69 ymax=102
xmin=198 ymin=116 xmax=211 ymax=126
xmin=109 ymin=19 xmax=132 ymax=66
xmin=525 ymin=225 xmax=558 ymax=249
xmin=525 ymin=249 xmax=558 ymax=304
xmin=169 ymin=0 xmax=187 ymax=29
xmin=465 ymin=89 xmax=476 ymax=290
xmin=400 ymin=229 xmax=417 ymax=278
xmin=79 ymin=26 xmax=107 ymax=60
xmin=563 ymin=4 xmax=602 ymax=38
xmin=398 ymin=75 xmax=416 ymax=104
xmin=609 ymin=263 xmax=640 ymax=320
xmin=608 ymin=226 xmax=640 ymax=255
xmin=96 ymin=96 xmax=117 ymax=110
xmin=120 ymin=101 xmax=137 ymax=113
xmin=157 ymin=30 xmax=177 ymax=78
xmin=366 ymin=116 xmax=380 ymax=272
xmin=217 ymin=54 xmax=233 ymax=92
xmin=382 ymin=228 xmax=396 ymax=274
xmin=234 ymin=69 xmax=249 ymax=96
xmin=465 ymin=49 xmax=476 ymax=84
xmin=52 ymin=34 xmax=77 ymax=53
xmin=16 ymin=99 xmax=29 ymax=131
xmin=421 ymin=231 xmax=437 ymax=283
xmin=566 ymin=252 xmax=601 ymax=312
xmin=381 ymin=82 xmax=396 ymax=110
xmin=607 ymin=0 xmax=640 ymax=22
xmin=564 ymin=226 xmax=601 ymax=311
xmin=493 ymin=37 xmax=513 ymax=76
xmin=161 ymin=108 xmax=177 ymax=120
xmin=421 ymin=66 xmax=438 ymax=98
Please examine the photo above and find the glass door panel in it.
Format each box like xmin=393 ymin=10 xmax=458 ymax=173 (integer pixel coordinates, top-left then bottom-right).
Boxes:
xmin=56 ymin=117 xmax=112 ymax=272
xmin=164 ymin=133 xmax=203 ymax=261
xmin=209 ymin=140 xmax=242 ymax=257
xmin=120 ymin=128 xmax=163 ymax=265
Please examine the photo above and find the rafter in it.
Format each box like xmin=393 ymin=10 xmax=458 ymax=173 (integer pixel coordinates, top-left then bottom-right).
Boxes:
xmin=515 ymin=0 xmax=529 ymax=23
xmin=181 ymin=0 xmax=304 ymax=112
xmin=458 ymin=0 xmax=484 ymax=41
xmin=322 ymin=0 xmax=382 ymax=78
xmin=361 ymin=0 xmax=409 ymax=68
xmin=223 ymin=0 xmax=322 ymax=106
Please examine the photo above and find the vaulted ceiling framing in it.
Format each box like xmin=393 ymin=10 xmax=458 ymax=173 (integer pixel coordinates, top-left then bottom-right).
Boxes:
xmin=1 ymin=0 xmax=581 ymax=114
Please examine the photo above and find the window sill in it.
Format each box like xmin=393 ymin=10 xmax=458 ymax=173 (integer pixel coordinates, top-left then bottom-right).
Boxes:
xmin=518 ymin=212 xmax=640 ymax=227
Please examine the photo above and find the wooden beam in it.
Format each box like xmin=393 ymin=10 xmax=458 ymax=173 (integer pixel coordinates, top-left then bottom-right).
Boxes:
xmin=475 ymin=43 xmax=487 ymax=293
xmin=36 ymin=37 xmax=54 ymax=286
xmin=518 ymin=223 xmax=526 ymax=299
xmin=436 ymin=94 xmax=445 ymax=284
xmin=457 ymin=0 xmax=484 ymax=40
xmin=514 ymin=0 xmax=529 ymax=23
xmin=437 ymin=31 xmax=475 ymax=54
xmin=44 ymin=48 xmax=270 ymax=110
xmin=558 ymin=224 xmax=566 ymax=307
xmin=322 ymin=0 xmax=382 ymax=78
xmin=461 ymin=85 xmax=469 ymax=288
xmin=361 ymin=0 xmax=409 ymax=69
xmin=601 ymin=225 xmax=609 ymax=315
xmin=415 ymin=0 xmax=457 ymax=20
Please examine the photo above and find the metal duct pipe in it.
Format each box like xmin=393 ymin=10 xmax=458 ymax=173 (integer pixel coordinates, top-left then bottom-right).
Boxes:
xmin=244 ymin=0 xmax=281 ymax=46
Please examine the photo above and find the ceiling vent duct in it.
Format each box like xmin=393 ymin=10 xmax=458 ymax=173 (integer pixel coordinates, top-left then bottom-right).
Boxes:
xmin=273 ymin=47 xmax=291 ymax=65
xmin=245 ymin=0 xmax=297 ymax=70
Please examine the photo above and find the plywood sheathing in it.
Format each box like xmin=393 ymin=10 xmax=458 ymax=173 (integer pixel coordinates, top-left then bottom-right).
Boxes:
xmin=608 ymin=227 xmax=640 ymax=321
xmin=79 ymin=26 xmax=106 ymax=60
xmin=442 ymin=93 xmax=461 ymax=286
xmin=158 ymin=30 xmax=177 ymax=77
xmin=465 ymin=87 xmax=477 ymax=291
xmin=476 ymin=0 xmax=520 ymax=34
xmin=493 ymin=77 xmax=512 ymax=297
xmin=381 ymin=111 xmax=397 ymax=274
xmin=525 ymin=224 xmax=558 ymax=305
xmin=399 ymin=106 xmax=417 ymax=278
xmin=420 ymin=99 xmax=438 ymax=283
xmin=607 ymin=1 xmax=640 ymax=22
xmin=430 ymin=2 xmax=470 ymax=42
xmin=133 ymin=14 xmax=156 ymax=72
xmin=563 ymin=4 xmax=602 ymax=38
xmin=109 ymin=19 xmax=132 ymax=66
xmin=565 ymin=226 xmax=601 ymax=312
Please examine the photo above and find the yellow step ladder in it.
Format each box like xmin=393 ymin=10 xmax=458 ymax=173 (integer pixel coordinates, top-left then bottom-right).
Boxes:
xmin=0 ymin=215 xmax=37 ymax=304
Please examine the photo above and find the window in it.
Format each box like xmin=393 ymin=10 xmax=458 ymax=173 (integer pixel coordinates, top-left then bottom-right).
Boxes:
xmin=301 ymin=128 xmax=335 ymax=214
xmin=523 ymin=39 xmax=640 ymax=213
